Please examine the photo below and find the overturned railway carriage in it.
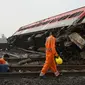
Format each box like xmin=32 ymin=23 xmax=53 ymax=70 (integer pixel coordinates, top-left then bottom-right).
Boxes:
xmin=8 ymin=6 xmax=85 ymax=62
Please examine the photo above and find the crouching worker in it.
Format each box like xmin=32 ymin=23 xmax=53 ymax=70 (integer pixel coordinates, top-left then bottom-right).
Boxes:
xmin=39 ymin=30 xmax=61 ymax=78
xmin=0 ymin=54 xmax=9 ymax=72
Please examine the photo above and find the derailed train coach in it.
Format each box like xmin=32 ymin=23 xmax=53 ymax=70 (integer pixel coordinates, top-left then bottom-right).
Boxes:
xmin=8 ymin=6 xmax=85 ymax=61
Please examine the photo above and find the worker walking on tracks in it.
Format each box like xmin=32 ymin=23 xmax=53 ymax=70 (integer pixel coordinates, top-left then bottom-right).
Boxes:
xmin=39 ymin=30 xmax=60 ymax=78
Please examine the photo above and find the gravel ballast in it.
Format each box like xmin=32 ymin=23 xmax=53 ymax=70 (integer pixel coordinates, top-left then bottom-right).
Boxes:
xmin=0 ymin=76 xmax=85 ymax=85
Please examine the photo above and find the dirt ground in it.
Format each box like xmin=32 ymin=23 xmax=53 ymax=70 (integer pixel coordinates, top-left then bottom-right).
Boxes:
xmin=0 ymin=76 xmax=85 ymax=85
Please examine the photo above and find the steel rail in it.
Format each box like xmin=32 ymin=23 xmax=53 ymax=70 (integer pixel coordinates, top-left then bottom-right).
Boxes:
xmin=9 ymin=65 xmax=85 ymax=71
xmin=0 ymin=71 xmax=85 ymax=78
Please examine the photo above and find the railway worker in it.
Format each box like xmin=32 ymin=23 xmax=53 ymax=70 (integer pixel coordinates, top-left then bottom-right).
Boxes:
xmin=39 ymin=30 xmax=60 ymax=78
xmin=0 ymin=54 xmax=9 ymax=72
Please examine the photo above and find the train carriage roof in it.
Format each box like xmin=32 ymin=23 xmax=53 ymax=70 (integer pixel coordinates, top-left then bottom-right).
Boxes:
xmin=13 ymin=6 xmax=85 ymax=36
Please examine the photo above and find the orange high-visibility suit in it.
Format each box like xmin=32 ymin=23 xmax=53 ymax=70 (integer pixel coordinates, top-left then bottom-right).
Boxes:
xmin=41 ymin=35 xmax=59 ymax=75
xmin=0 ymin=58 xmax=6 ymax=64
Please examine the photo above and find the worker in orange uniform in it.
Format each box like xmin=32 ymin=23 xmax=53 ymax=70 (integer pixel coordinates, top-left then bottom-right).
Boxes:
xmin=39 ymin=30 xmax=60 ymax=78
xmin=0 ymin=57 xmax=6 ymax=64
xmin=0 ymin=54 xmax=9 ymax=72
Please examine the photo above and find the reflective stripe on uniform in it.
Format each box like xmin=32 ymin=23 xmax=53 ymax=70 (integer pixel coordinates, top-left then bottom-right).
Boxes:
xmin=46 ymin=48 xmax=52 ymax=51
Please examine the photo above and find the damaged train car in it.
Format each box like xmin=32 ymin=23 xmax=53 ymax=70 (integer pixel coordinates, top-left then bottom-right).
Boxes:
xmin=7 ymin=6 xmax=85 ymax=62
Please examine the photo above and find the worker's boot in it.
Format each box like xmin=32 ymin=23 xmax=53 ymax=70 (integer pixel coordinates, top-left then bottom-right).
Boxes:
xmin=54 ymin=71 xmax=60 ymax=77
xmin=39 ymin=72 xmax=46 ymax=79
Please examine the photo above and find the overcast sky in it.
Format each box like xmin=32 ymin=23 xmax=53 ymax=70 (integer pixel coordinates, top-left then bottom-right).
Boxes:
xmin=0 ymin=0 xmax=85 ymax=38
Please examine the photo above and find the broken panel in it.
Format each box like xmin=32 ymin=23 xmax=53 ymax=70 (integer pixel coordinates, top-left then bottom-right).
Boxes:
xmin=69 ymin=32 xmax=85 ymax=49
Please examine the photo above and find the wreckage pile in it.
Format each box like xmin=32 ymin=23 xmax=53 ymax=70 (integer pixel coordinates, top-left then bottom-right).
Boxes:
xmin=7 ymin=25 xmax=85 ymax=65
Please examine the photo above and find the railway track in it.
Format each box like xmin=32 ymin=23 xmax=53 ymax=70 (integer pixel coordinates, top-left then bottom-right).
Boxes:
xmin=0 ymin=71 xmax=85 ymax=78
xmin=9 ymin=65 xmax=85 ymax=71
xmin=0 ymin=64 xmax=84 ymax=78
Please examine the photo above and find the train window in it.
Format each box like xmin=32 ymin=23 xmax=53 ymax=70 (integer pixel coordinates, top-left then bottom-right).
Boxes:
xmin=28 ymin=26 xmax=32 ymax=29
xmin=68 ymin=11 xmax=83 ymax=18
xmin=50 ymin=18 xmax=58 ymax=23
xmin=29 ymin=26 xmax=32 ymax=28
xmin=24 ymin=27 xmax=29 ymax=30
xmin=36 ymin=23 xmax=41 ymax=27
xmin=58 ymin=15 xmax=70 ymax=21
xmin=18 ymin=28 xmax=22 ymax=31
xmin=32 ymin=25 xmax=36 ymax=28
xmin=18 ymin=27 xmax=25 ymax=31
xmin=29 ymin=24 xmax=36 ymax=28
xmin=42 ymin=21 xmax=50 ymax=25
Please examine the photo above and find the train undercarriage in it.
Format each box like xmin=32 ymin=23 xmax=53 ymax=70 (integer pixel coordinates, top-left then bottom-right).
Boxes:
xmin=7 ymin=23 xmax=85 ymax=64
